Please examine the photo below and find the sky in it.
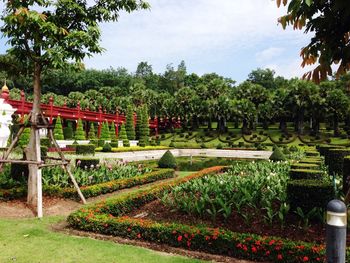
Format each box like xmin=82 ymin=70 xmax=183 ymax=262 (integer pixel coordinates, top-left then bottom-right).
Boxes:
xmin=0 ymin=0 xmax=314 ymax=83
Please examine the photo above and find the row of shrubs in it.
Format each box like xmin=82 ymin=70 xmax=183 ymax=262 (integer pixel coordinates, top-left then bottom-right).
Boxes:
xmin=287 ymin=151 xmax=334 ymax=213
xmin=68 ymin=166 xmax=331 ymax=262
xmin=0 ymin=169 xmax=174 ymax=200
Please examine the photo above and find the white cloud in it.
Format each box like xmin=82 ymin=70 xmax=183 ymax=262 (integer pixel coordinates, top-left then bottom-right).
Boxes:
xmin=264 ymin=58 xmax=314 ymax=79
xmin=256 ymin=47 xmax=285 ymax=63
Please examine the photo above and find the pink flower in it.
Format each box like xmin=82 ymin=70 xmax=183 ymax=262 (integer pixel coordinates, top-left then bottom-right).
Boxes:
xmin=177 ymin=236 xmax=182 ymax=242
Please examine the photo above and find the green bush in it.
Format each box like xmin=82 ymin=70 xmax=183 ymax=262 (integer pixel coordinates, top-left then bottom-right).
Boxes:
xmin=305 ymin=151 xmax=319 ymax=157
xmin=158 ymin=150 xmax=177 ymax=169
xmin=40 ymin=146 xmax=48 ymax=160
xmin=102 ymin=143 xmax=112 ymax=152
xmin=74 ymin=119 xmax=86 ymax=140
xmin=98 ymin=139 xmax=105 ymax=147
xmin=10 ymin=163 xmax=28 ymax=182
xmin=76 ymin=158 xmax=100 ymax=168
xmin=299 ymin=158 xmax=322 ymax=165
xmin=63 ymin=122 xmax=74 ymax=139
xmin=169 ymin=141 xmax=175 ymax=148
xmin=89 ymin=139 xmax=98 ymax=146
xmin=75 ymin=144 xmax=95 ymax=155
xmin=40 ymin=137 xmax=50 ymax=148
xmin=317 ymin=144 xmax=343 ymax=157
xmin=216 ymin=143 xmax=223 ymax=149
xmin=88 ymin=123 xmax=97 ymax=140
xmin=100 ymin=121 xmax=110 ymax=141
xmin=269 ymin=146 xmax=286 ymax=161
xmin=290 ymin=163 xmax=319 ymax=170
xmin=110 ymin=141 xmax=118 ymax=148
xmin=289 ymin=145 xmax=298 ymax=152
xmin=126 ymin=104 xmax=135 ymax=140
xmin=289 ymin=169 xmax=323 ymax=179
xmin=200 ymin=142 xmax=207 ymax=149
xmin=342 ymin=156 xmax=350 ymax=195
xmin=54 ymin=116 xmax=64 ymax=140
xmin=287 ymin=179 xmax=334 ymax=212
xmin=119 ymin=124 xmax=129 ymax=147
xmin=109 ymin=123 xmax=117 ymax=141
xmin=18 ymin=127 xmax=30 ymax=148
xmin=326 ymin=148 xmax=350 ymax=175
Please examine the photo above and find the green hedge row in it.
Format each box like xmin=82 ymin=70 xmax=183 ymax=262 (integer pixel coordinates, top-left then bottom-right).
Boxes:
xmin=325 ymin=148 xmax=350 ymax=175
xmin=290 ymin=163 xmax=319 ymax=170
xmin=68 ymin=166 xmax=328 ymax=263
xmin=76 ymin=144 xmax=95 ymax=155
xmin=299 ymin=158 xmax=322 ymax=165
xmin=287 ymin=179 xmax=334 ymax=212
xmin=289 ymin=169 xmax=323 ymax=180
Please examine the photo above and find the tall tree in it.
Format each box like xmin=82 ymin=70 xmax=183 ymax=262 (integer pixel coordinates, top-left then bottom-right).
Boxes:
xmin=278 ymin=0 xmax=350 ymax=81
xmin=0 ymin=0 xmax=149 ymax=208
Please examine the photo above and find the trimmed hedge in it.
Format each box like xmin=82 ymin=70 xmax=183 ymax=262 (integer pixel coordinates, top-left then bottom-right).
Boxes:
xmin=76 ymin=144 xmax=95 ymax=155
xmin=343 ymin=156 xmax=350 ymax=195
xmin=269 ymin=146 xmax=286 ymax=161
xmin=67 ymin=167 xmax=329 ymax=263
xmin=290 ymin=163 xmax=319 ymax=170
xmin=76 ymin=158 xmax=100 ymax=168
xmin=289 ymin=169 xmax=323 ymax=180
xmin=287 ymin=179 xmax=334 ymax=212
xmin=63 ymin=123 xmax=74 ymax=140
xmin=305 ymin=151 xmax=319 ymax=157
xmin=317 ymin=144 xmax=344 ymax=157
xmin=158 ymin=150 xmax=177 ymax=169
xmin=299 ymin=158 xmax=322 ymax=165
xmin=325 ymin=148 xmax=350 ymax=175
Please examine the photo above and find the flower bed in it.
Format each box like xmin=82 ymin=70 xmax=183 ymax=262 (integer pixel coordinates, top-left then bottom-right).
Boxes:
xmin=67 ymin=166 xmax=335 ymax=262
xmin=0 ymin=169 xmax=174 ymax=200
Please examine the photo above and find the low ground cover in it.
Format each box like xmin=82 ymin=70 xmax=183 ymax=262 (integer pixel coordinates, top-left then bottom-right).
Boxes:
xmin=68 ymin=164 xmax=337 ymax=262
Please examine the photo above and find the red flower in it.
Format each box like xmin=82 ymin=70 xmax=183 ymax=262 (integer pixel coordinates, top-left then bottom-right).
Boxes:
xmin=187 ymin=241 xmax=191 ymax=247
xmin=127 ymin=228 xmax=131 ymax=232
xmin=205 ymin=236 xmax=210 ymax=241
xmin=177 ymin=235 xmax=183 ymax=242
xmin=265 ymin=251 xmax=270 ymax=256
xmin=303 ymin=256 xmax=309 ymax=262
xmin=184 ymin=233 xmax=188 ymax=239
xmin=137 ymin=233 xmax=141 ymax=239
xmin=243 ymin=245 xmax=248 ymax=252
xmin=269 ymin=240 xmax=276 ymax=245
xmin=251 ymin=246 xmax=257 ymax=253
xmin=277 ymin=254 xmax=283 ymax=260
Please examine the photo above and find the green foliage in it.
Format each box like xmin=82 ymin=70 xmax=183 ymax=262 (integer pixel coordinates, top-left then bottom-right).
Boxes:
xmin=269 ymin=146 xmax=286 ymax=161
xmin=325 ymin=148 xmax=350 ymax=175
xmin=102 ymin=143 xmax=112 ymax=152
xmin=63 ymin=122 xmax=74 ymax=140
xmin=287 ymin=179 xmax=334 ymax=213
xmin=126 ymin=104 xmax=135 ymax=140
xmin=135 ymin=108 xmax=142 ymax=140
xmin=40 ymin=137 xmax=50 ymax=148
xmin=290 ymin=163 xmax=319 ymax=170
xmin=75 ymin=144 xmax=95 ymax=155
xmin=109 ymin=124 xmax=117 ymax=141
xmin=119 ymin=124 xmax=129 ymax=147
xmin=158 ymin=150 xmax=177 ymax=169
xmin=88 ymin=123 xmax=96 ymax=140
xmin=54 ymin=116 xmax=64 ymax=140
xmin=74 ymin=119 xmax=86 ymax=140
xmin=289 ymin=169 xmax=323 ymax=180
xmin=10 ymin=163 xmax=28 ymax=183
xmin=100 ymin=121 xmax=110 ymax=141
xmin=18 ymin=127 xmax=30 ymax=148
xmin=40 ymin=146 xmax=48 ymax=161
xmin=176 ymin=157 xmax=237 ymax=171
xmin=342 ymin=156 xmax=350 ymax=195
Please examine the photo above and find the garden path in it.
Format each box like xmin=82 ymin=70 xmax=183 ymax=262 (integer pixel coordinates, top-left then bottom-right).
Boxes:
xmin=94 ymin=149 xmax=272 ymax=162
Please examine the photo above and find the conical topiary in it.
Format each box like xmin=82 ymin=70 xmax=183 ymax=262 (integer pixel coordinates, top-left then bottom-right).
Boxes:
xmin=109 ymin=123 xmax=117 ymax=141
xmin=74 ymin=119 xmax=86 ymax=140
xmin=158 ymin=150 xmax=177 ymax=169
xmin=269 ymin=146 xmax=287 ymax=161
xmin=100 ymin=121 xmax=110 ymax=141
xmin=88 ymin=122 xmax=96 ymax=140
xmin=135 ymin=107 xmax=142 ymax=140
xmin=126 ymin=105 xmax=135 ymax=140
xmin=119 ymin=123 xmax=130 ymax=147
xmin=54 ymin=116 xmax=64 ymax=140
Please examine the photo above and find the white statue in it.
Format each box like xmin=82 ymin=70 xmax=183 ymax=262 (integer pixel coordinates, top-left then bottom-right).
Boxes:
xmin=0 ymin=82 xmax=17 ymax=148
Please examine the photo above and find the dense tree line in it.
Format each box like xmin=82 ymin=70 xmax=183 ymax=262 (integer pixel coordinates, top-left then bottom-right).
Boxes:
xmin=2 ymin=60 xmax=350 ymax=136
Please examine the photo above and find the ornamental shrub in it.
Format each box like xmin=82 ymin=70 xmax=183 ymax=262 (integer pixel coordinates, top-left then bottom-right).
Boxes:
xmin=158 ymin=150 xmax=177 ymax=169
xmin=40 ymin=146 xmax=48 ymax=161
xmin=135 ymin=108 xmax=142 ymax=140
xmin=102 ymin=143 xmax=112 ymax=152
xmin=289 ymin=169 xmax=323 ymax=180
xmin=63 ymin=122 xmax=74 ymax=139
xmin=18 ymin=127 xmax=30 ymax=148
xmin=74 ymin=119 xmax=86 ymax=140
xmin=287 ymin=179 xmax=334 ymax=212
xmin=75 ymin=144 xmax=95 ymax=155
xmin=54 ymin=116 xmax=64 ymax=140
xmin=40 ymin=137 xmax=50 ymax=148
xmin=269 ymin=146 xmax=286 ymax=161
xmin=88 ymin=123 xmax=96 ymax=140
xmin=75 ymin=158 xmax=100 ymax=168
xmin=100 ymin=121 xmax=110 ymax=141
xmin=126 ymin=105 xmax=135 ymax=140
xmin=119 ymin=124 xmax=130 ymax=147
xmin=326 ymin=148 xmax=350 ymax=175
xmin=109 ymin=123 xmax=117 ymax=141
xmin=169 ymin=141 xmax=175 ymax=148
xmin=290 ymin=163 xmax=319 ymax=170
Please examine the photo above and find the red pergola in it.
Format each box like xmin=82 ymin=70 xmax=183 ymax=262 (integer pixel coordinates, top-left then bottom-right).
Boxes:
xmin=1 ymin=87 xmax=181 ymax=137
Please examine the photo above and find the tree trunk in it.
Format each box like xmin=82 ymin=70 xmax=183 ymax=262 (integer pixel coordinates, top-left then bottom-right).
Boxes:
xmin=297 ymin=110 xmax=304 ymax=135
xmin=334 ymin=114 xmax=340 ymax=137
xmin=280 ymin=119 xmax=287 ymax=133
xmin=217 ymin=117 xmax=226 ymax=134
xmin=207 ymin=118 xmax=212 ymax=130
xmin=26 ymin=62 xmax=42 ymax=216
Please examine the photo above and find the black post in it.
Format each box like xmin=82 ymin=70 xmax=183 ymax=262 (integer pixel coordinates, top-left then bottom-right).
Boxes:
xmin=326 ymin=199 xmax=347 ymax=263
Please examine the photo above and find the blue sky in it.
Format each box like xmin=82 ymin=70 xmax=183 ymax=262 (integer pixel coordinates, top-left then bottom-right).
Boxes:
xmin=0 ymin=0 xmax=313 ymax=83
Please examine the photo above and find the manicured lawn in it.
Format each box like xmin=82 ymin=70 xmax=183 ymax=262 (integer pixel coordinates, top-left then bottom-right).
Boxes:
xmin=0 ymin=216 xmax=203 ymax=263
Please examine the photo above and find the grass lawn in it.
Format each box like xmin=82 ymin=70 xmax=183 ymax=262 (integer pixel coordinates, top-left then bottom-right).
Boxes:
xmin=0 ymin=216 xmax=203 ymax=263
